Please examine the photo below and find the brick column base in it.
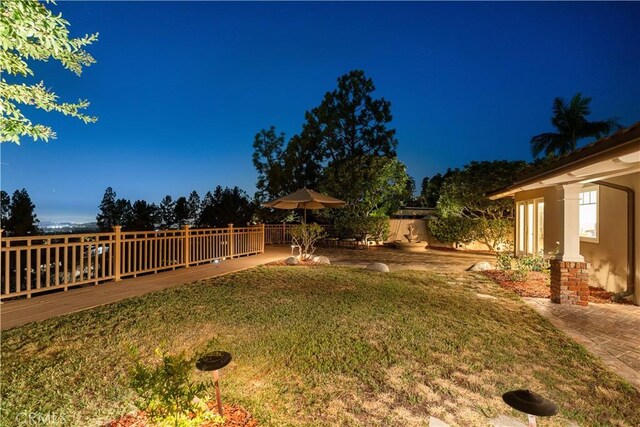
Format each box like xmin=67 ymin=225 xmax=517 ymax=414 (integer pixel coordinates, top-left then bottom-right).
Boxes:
xmin=550 ymin=260 xmax=590 ymax=306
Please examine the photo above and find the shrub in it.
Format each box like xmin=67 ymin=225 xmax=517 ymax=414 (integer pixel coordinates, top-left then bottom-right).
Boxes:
xmin=507 ymin=253 xmax=549 ymax=282
xmin=290 ymin=223 xmax=326 ymax=260
xmin=333 ymin=214 xmax=390 ymax=245
xmin=366 ymin=216 xmax=390 ymax=243
xmin=518 ymin=253 xmax=549 ymax=273
xmin=496 ymin=251 xmax=513 ymax=271
xmin=129 ymin=348 xmax=220 ymax=427
xmin=428 ymin=215 xmax=475 ymax=245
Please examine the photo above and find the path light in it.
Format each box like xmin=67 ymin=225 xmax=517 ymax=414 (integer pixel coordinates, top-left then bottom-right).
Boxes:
xmin=502 ymin=389 xmax=558 ymax=427
xmin=196 ymin=351 xmax=232 ymax=416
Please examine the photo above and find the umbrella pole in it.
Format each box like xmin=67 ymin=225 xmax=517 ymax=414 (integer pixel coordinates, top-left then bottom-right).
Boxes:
xmin=304 ymin=208 xmax=307 ymax=224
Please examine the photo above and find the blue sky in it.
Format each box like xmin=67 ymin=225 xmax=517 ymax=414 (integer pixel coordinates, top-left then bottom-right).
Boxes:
xmin=2 ymin=1 xmax=639 ymax=223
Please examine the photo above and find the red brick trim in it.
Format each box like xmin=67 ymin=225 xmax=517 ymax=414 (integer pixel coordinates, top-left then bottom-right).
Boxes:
xmin=550 ymin=260 xmax=590 ymax=306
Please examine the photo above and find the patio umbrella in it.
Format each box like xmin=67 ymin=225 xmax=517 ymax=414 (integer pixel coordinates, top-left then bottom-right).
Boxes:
xmin=263 ymin=188 xmax=346 ymax=223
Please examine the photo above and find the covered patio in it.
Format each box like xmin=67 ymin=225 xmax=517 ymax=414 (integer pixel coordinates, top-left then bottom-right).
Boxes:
xmin=489 ymin=122 xmax=640 ymax=306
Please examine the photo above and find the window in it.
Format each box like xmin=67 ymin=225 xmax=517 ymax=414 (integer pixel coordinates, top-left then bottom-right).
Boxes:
xmin=579 ymin=187 xmax=598 ymax=242
xmin=516 ymin=198 xmax=544 ymax=255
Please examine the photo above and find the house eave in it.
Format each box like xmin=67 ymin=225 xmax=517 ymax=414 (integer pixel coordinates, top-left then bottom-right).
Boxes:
xmin=488 ymin=122 xmax=640 ymax=200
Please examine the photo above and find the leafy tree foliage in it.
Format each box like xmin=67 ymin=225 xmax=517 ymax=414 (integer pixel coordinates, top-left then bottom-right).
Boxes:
xmin=1 ymin=0 xmax=98 ymax=144
xmin=323 ymin=155 xmax=410 ymax=218
xmin=159 ymin=195 xmax=176 ymax=229
xmin=252 ymin=127 xmax=288 ymax=201
xmin=124 ymin=200 xmax=158 ymax=231
xmin=290 ymin=223 xmax=326 ymax=260
xmin=198 ymin=186 xmax=255 ymax=228
xmin=429 ymin=160 xmax=529 ymax=251
xmin=252 ymin=70 xmax=409 ymax=221
xmin=4 ymin=188 xmax=39 ymax=236
xmin=419 ymin=169 xmax=454 ymax=208
xmin=530 ymin=93 xmax=621 ymax=158
xmin=186 ymin=191 xmax=200 ymax=224
xmin=174 ymin=197 xmax=190 ymax=227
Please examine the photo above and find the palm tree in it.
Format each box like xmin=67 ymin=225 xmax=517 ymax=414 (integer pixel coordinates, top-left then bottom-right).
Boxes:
xmin=530 ymin=93 xmax=621 ymax=158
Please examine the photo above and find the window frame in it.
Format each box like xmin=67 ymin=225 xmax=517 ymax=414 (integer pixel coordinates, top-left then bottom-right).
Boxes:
xmin=579 ymin=186 xmax=599 ymax=243
xmin=516 ymin=197 xmax=544 ymax=256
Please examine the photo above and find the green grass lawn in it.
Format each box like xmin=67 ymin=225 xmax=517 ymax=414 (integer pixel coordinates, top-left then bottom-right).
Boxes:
xmin=1 ymin=266 xmax=638 ymax=426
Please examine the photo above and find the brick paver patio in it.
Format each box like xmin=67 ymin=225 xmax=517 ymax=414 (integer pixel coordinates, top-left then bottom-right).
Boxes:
xmin=524 ymin=297 xmax=640 ymax=390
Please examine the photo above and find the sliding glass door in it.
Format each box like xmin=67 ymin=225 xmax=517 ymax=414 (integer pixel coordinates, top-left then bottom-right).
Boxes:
xmin=516 ymin=198 xmax=544 ymax=256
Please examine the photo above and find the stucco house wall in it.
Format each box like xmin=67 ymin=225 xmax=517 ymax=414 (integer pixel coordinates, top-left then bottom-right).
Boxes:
xmin=591 ymin=173 xmax=639 ymax=303
xmin=514 ymin=187 xmax=561 ymax=255
xmin=514 ymin=174 xmax=639 ymax=303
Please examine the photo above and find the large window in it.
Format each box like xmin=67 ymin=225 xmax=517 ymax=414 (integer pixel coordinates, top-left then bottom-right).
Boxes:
xmin=579 ymin=187 xmax=598 ymax=242
xmin=516 ymin=198 xmax=544 ymax=255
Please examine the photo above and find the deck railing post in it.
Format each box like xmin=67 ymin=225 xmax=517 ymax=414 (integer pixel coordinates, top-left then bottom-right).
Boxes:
xmin=183 ymin=225 xmax=190 ymax=268
xmin=228 ymin=223 xmax=234 ymax=257
xmin=113 ymin=225 xmax=122 ymax=282
xmin=260 ymin=223 xmax=265 ymax=253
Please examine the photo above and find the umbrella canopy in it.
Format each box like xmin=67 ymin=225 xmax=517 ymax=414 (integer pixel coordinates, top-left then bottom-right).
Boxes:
xmin=263 ymin=188 xmax=346 ymax=222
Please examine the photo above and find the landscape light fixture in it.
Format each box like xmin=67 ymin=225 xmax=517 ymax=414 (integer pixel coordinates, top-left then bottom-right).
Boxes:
xmin=502 ymin=389 xmax=558 ymax=427
xmin=196 ymin=351 xmax=232 ymax=416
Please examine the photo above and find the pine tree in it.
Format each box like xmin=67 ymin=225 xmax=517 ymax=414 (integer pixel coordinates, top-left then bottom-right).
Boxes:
xmin=96 ymin=187 xmax=117 ymax=231
xmin=175 ymin=197 xmax=190 ymax=227
xmin=125 ymin=200 xmax=158 ymax=231
xmin=1 ymin=190 xmax=10 ymax=225
xmin=159 ymin=195 xmax=176 ymax=229
xmin=187 ymin=191 xmax=201 ymax=224
xmin=5 ymin=189 xmax=40 ymax=236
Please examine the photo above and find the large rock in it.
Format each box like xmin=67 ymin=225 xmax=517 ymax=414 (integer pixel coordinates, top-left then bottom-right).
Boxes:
xmin=313 ymin=255 xmax=331 ymax=265
xmin=429 ymin=417 xmax=451 ymax=427
xmin=489 ymin=415 xmax=527 ymax=427
xmin=285 ymin=256 xmax=299 ymax=265
xmin=467 ymin=261 xmax=493 ymax=271
xmin=366 ymin=262 xmax=389 ymax=273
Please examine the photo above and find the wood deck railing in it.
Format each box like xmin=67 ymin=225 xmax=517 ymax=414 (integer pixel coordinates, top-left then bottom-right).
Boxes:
xmin=0 ymin=224 xmax=264 ymax=300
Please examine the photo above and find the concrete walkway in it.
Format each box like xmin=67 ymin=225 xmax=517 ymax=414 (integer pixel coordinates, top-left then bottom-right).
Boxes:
xmin=0 ymin=246 xmax=292 ymax=330
xmin=525 ymin=297 xmax=640 ymax=390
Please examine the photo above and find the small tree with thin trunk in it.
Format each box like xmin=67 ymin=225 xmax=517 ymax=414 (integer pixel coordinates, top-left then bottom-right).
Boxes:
xmin=290 ymin=223 xmax=326 ymax=260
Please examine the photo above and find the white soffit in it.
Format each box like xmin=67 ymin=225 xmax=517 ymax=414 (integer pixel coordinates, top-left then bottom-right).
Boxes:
xmin=537 ymin=147 xmax=640 ymax=186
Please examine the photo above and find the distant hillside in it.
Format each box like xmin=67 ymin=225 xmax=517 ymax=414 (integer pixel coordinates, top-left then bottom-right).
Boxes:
xmin=40 ymin=221 xmax=99 ymax=234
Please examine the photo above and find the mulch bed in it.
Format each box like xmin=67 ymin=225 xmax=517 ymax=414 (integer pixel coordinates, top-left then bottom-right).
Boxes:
xmin=106 ymin=403 xmax=258 ymax=427
xmin=483 ymin=270 xmax=632 ymax=304
xmin=483 ymin=270 xmax=551 ymax=298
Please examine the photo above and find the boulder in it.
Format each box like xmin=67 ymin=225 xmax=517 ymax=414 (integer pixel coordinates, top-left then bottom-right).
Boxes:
xmin=366 ymin=262 xmax=389 ymax=273
xmin=489 ymin=415 xmax=527 ymax=427
xmin=467 ymin=261 xmax=493 ymax=271
xmin=285 ymin=256 xmax=299 ymax=265
xmin=313 ymin=256 xmax=331 ymax=265
xmin=429 ymin=417 xmax=451 ymax=427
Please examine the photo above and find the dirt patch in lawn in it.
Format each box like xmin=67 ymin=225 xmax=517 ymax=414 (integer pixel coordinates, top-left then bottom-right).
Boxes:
xmin=106 ymin=403 xmax=257 ymax=427
xmin=483 ymin=271 xmax=633 ymax=304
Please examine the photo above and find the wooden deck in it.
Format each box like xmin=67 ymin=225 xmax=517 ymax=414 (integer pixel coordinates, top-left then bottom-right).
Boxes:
xmin=0 ymin=245 xmax=292 ymax=330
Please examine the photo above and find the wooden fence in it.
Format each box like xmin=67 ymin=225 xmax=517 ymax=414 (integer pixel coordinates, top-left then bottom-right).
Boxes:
xmin=0 ymin=224 xmax=264 ymax=300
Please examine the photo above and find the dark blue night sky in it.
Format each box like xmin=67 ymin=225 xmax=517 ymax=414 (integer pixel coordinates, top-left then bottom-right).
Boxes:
xmin=2 ymin=1 xmax=639 ymax=222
